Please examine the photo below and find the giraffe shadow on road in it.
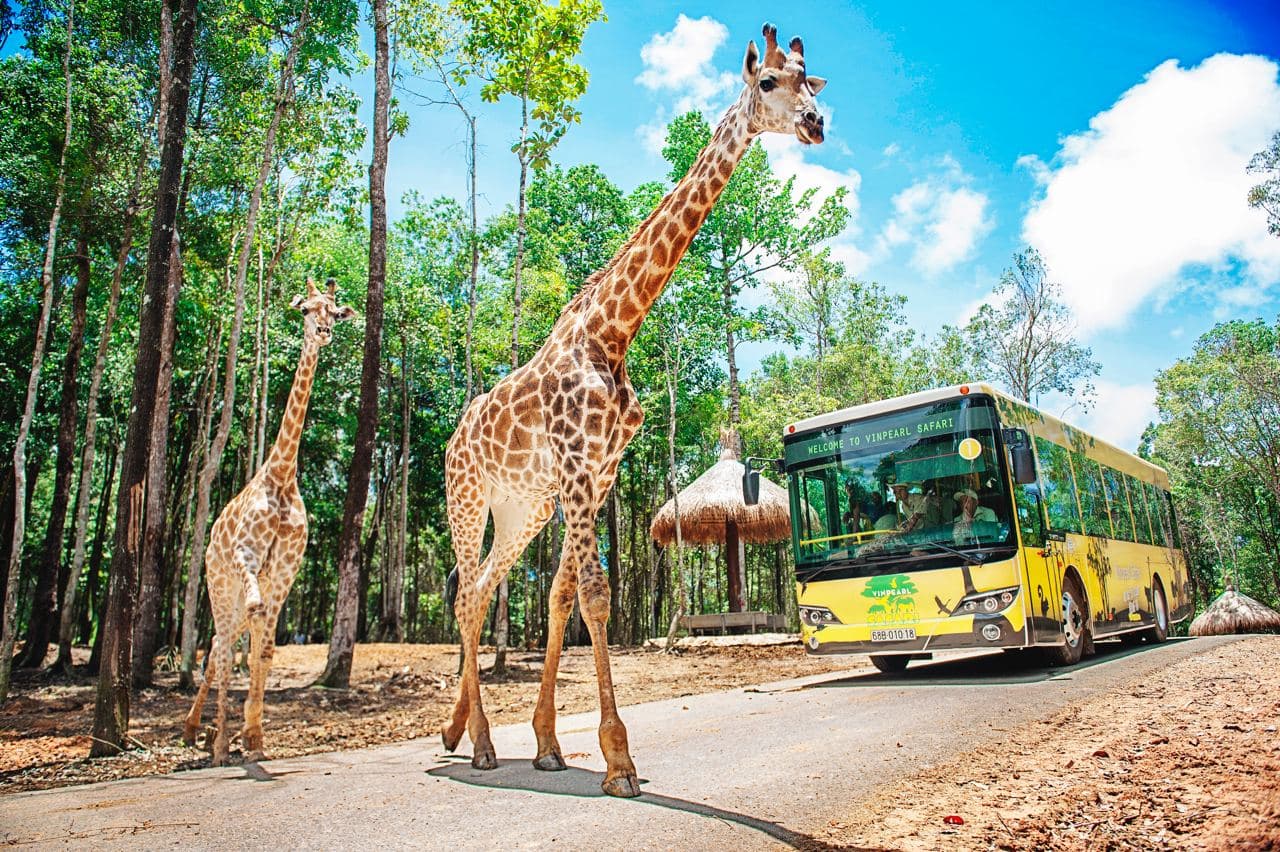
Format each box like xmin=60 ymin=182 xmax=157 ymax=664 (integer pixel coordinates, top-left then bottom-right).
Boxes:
xmin=427 ymin=758 xmax=886 ymax=851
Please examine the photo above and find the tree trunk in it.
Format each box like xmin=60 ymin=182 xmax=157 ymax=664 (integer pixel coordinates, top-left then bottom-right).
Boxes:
xmin=383 ymin=338 xmax=410 ymax=643
xmin=130 ymin=233 xmax=183 ymax=687
xmin=57 ymin=99 xmax=156 ymax=670
xmin=90 ymin=0 xmax=197 ymax=753
xmin=723 ymin=269 xmax=741 ymax=430
xmin=465 ymin=113 xmax=479 ymax=403
xmin=178 ymin=8 xmax=307 ymax=686
xmin=319 ymin=0 xmax=387 ymax=687
xmin=725 ymin=520 xmax=744 ymax=614
xmin=17 ymin=233 xmax=89 ymax=670
xmin=80 ymin=435 xmax=117 ymax=654
xmin=0 ymin=1 xmax=76 ymax=702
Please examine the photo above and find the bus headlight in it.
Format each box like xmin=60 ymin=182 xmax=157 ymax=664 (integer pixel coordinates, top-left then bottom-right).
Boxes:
xmin=950 ymin=586 xmax=1020 ymax=619
xmin=799 ymin=606 xmax=841 ymax=626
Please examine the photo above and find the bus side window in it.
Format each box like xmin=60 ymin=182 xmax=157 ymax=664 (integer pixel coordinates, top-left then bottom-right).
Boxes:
xmin=1164 ymin=491 xmax=1184 ymax=550
xmin=1103 ymin=467 xmax=1136 ymax=541
xmin=1125 ymin=474 xmax=1156 ymax=545
xmin=1071 ymin=452 xmax=1113 ymax=538
xmin=1143 ymin=481 xmax=1171 ymax=548
xmin=1013 ymin=482 xmax=1044 ymax=548
xmin=1034 ymin=437 xmax=1082 ymax=534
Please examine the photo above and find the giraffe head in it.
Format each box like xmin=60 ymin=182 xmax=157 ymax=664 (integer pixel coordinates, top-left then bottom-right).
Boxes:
xmin=290 ymin=277 xmax=356 ymax=346
xmin=741 ymin=22 xmax=826 ymax=144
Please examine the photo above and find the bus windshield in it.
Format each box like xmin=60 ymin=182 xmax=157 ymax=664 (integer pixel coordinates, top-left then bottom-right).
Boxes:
xmin=784 ymin=396 xmax=1016 ymax=576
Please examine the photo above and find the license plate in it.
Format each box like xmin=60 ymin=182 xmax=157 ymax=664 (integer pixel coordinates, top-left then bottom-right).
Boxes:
xmin=870 ymin=628 xmax=916 ymax=642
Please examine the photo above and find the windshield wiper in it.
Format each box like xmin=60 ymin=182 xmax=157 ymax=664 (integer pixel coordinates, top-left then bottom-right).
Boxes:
xmin=910 ymin=540 xmax=989 ymax=565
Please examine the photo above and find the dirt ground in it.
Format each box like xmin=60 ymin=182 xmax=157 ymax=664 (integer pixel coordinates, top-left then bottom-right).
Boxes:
xmin=825 ymin=635 xmax=1280 ymax=852
xmin=4 ymin=637 xmax=1279 ymax=852
xmin=0 ymin=637 xmax=857 ymax=795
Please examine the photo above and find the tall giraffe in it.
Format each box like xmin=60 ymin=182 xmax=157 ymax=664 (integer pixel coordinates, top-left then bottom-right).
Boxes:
xmin=183 ymin=278 xmax=355 ymax=765
xmin=443 ymin=23 xmax=827 ymax=797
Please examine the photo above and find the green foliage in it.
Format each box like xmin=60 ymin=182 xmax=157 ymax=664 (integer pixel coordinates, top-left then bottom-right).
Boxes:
xmin=1247 ymin=130 xmax=1280 ymax=237
xmin=1144 ymin=317 xmax=1280 ymax=610
xmin=455 ymin=0 xmax=603 ymax=170
xmin=965 ymin=247 xmax=1099 ymax=407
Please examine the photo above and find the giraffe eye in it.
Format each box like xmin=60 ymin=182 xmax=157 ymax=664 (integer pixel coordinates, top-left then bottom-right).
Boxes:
xmin=759 ymin=78 xmax=776 ymax=92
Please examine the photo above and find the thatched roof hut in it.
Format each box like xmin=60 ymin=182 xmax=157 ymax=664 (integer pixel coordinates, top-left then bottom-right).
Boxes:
xmin=650 ymin=430 xmax=798 ymax=614
xmin=649 ymin=433 xmax=792 ymax=548
xmin=1189 ymin=587 xmax=1280 ymax=636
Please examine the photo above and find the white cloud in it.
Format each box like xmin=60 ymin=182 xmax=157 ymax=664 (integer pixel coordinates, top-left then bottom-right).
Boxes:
xmin=877 ymin=160 xmax=994 ymax=275
xmin=635 ymin=15 xmax=739 ymax=152
xmin=1044 ymin=381 xmax=1157 ymax=452
xmin=1021 ymin=53 xmax=1280 ymax=334
xmin=760 ymin=134 xmax=868 ymax=279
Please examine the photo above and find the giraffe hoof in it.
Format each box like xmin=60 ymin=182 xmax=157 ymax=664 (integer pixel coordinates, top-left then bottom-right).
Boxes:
xmin=441 ymin=729 xmax=461 ymax=753
xmin=471 ymin=749 xmax=498 ymax=771
xmin=244 ymin=750 xmax=265 ymax=764
xmin=533 ymin=752 xmax=566 ymax=772
xmin=602 ymin=773 xmax=641 ymax=798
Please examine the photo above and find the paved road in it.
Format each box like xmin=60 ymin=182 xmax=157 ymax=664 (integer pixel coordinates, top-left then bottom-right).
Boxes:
xmin=2 ymin=636 xmax=1241 ymax=850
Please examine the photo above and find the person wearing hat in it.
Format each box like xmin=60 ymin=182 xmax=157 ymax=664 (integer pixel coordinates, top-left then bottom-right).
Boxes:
xmin=887 ymin=480 xmax=928 ymax=532
xmin=953 ymin=487 xmax=997 ymax=543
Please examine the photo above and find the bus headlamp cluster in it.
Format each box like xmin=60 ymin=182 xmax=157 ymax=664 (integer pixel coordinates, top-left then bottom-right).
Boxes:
xmin=951 ymin=586 xmax=1019 ymax=619
xmin=799 ymin=606 xmax=841 ymax=626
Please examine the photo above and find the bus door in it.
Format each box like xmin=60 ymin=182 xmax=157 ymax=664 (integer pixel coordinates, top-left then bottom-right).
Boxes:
xmin=1012 ymin=476 xmax=1060 ymax=644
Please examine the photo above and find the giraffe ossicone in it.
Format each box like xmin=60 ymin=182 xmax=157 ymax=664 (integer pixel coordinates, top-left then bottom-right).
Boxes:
xmin=442 ymin=22 xmax=828 ymax=798
xmin=183 ymin=277 xmax=356 ymax=766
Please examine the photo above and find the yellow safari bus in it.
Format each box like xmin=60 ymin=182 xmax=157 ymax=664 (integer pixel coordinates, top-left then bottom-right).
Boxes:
xmin=744 ymin=382 xmax=1193 ymax=672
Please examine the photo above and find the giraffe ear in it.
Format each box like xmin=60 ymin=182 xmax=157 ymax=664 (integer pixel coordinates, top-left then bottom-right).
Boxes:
xmin=742 ymin=40 xmax=759 ymax=84
xmin=807 ymin=75 xmax=827 ymax=96
xmin=290 ymin=294 xmax=307 ymax=311
xmin=335 ymin=305 xmax=358 ymax=322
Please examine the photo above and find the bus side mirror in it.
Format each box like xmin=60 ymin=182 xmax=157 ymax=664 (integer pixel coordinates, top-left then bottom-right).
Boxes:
xmin=742 ymin=456 xmax=780 ymax=506
xmin=743 ymin=468 xmax=760 ymax=506
xmin=1011 ymin=445 xmax=1036 ymax=484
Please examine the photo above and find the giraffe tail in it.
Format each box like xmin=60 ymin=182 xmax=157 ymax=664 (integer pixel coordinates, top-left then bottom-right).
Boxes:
xmin=445 ymin=567 xmax=459 ymax=613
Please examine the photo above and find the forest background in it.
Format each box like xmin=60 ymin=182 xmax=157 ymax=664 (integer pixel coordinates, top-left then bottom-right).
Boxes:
xmin=0 ymin=0 xmax=1278 ymax=754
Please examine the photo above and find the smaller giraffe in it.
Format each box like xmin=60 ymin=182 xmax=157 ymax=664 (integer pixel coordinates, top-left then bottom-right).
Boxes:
xmin=183 ymin=278 xmax=355 ymax=765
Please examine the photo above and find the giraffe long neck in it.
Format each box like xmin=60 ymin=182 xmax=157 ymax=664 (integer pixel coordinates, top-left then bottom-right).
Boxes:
xmin=584 ymin=88 xmax=756 ymax=362
xmin=266 ymin=336 xmax=319 ymax=484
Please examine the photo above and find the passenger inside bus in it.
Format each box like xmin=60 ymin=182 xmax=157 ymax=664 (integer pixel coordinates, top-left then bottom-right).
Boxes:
xmin=952 ymin=487 xmax=998 ymax=543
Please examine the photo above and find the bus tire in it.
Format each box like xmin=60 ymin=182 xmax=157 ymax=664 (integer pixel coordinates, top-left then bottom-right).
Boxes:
xmin=870 ymin=655 xmax=910 ymax=674
xmin=1044 ymin=573 xmax=1089 ymax=667
xmin=1147 ymin=578 xmax=1169 ymax=643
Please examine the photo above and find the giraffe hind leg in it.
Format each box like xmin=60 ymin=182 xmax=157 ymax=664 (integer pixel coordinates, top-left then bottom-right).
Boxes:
xmin=441 ymin=457 xmax=487 ymax=755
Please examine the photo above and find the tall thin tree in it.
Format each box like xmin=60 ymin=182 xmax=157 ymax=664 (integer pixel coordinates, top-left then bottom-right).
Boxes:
xmin=0 ymin=0 xmax=76 ymax=702
xmin=319 ymin=0 xmax=389 ymax=687
xmin=90 ymin=0 xmax=198 ymax=752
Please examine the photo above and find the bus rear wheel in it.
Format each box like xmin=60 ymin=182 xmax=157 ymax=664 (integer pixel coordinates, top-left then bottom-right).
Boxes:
xmin=1147 ymin=579 xmax=1169 ymax=643
xmin=870 ymin=655 xmax=910 ymax=674
xmin=1044 ymin=574 xmax=1089 ymax=667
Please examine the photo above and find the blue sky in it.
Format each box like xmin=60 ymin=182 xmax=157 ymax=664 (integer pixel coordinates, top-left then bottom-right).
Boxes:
xmin=386 ymin=1 xmax=1280 ymax=451
xmin=10 ymin=2 xmax=1278 ymax=450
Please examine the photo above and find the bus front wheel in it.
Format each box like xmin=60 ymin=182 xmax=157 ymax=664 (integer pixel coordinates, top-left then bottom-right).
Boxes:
xmin=1045 ymin=574 xmax=1090 ymax=667
xmin=870 ymin=655 xmax=910 ymax=674
xmin=1147 ymin=579 xmax=1169 ymax=643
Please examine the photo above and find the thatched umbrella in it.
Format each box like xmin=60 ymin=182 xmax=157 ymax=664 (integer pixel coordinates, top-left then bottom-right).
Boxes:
xmin=1189 ymin=586 xmax=1280 ymax=636
xmin=650 ymin=429 xmax=794 ymax=612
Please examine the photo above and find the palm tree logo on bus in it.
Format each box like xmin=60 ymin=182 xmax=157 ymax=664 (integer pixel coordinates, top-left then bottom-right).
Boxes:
xmin=862 ymin=574 xmax=919 ymax=624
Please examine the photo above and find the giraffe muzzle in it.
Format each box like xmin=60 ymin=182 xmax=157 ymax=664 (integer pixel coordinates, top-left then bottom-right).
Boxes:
xmin=796 ymin=113 xmax=825 ymax=145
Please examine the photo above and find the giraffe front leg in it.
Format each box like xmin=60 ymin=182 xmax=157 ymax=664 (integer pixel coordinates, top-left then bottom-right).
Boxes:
xmin=241 ymin=608 xmax=276 ymax=762
xmin=566 ymin=505 xmax=639 ymax=798
xmin=182 ymin=652 xmax=216 ymax=745
xmin=210 ymin=633 xmax=234 ymax=766
xmin=532 ymin=558 xmax=578 ymax=771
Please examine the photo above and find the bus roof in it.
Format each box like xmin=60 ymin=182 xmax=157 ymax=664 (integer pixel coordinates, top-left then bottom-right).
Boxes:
xmin=784 ymin=382 xmax=1172 ymax=488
